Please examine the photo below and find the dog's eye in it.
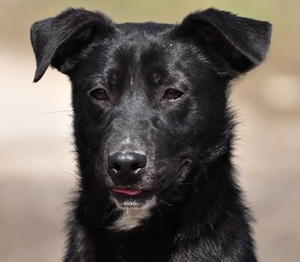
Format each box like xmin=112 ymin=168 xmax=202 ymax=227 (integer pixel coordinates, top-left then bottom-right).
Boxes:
xmin=163 ymin=89 xmax=183 ymax=101
xmin=89 ymin=88 xmax=109 ymax=101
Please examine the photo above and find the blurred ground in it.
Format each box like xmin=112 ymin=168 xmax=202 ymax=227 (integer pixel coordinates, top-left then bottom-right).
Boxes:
xmin=0 ymin=0 xmax=299 ymax=261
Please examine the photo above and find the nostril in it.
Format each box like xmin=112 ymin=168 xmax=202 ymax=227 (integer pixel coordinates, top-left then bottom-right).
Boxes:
xmin=131 ymin=163 xmax=141 ymax=172
xmin=108 ymin=152 xmax=147 ymax=176
xmin=111 ymin=163 xmax=121 ymax=173
xmin=133 ymin=155 xmax=146 ymax=170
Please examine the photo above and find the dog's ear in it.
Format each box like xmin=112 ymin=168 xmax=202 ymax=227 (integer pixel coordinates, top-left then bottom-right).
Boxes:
xmin=173 ymin=8 xmax=272 ymax=79
xmin=30 ymin=8 xmax=115 ymax=82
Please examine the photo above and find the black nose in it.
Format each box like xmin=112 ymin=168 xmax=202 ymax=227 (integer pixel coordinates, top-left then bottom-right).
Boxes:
xmin=108 ymin=152 xmax=147 ymax=183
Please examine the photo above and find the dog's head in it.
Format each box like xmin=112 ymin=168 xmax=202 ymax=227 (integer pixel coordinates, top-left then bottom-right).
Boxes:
xmin=31 ymin=8 xmax=271 ymax=210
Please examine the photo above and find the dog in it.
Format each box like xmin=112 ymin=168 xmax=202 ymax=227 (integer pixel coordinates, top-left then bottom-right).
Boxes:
xmin=31 ymin=8 xmax=271 ymax=261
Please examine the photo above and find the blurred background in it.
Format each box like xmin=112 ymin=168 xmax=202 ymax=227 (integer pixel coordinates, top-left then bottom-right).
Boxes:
xmin=0 ymin=0 xmax=299 ymax=261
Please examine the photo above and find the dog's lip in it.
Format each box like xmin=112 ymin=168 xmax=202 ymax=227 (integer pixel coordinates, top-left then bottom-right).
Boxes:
xmin=110 ymin=188 xmax=156 ymax=208
xmin=112 ymin=188 xmax=143 ymax=196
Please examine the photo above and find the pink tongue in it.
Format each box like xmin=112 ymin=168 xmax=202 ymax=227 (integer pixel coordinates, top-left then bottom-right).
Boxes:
xmin=113 ymin=189 xmax=143 ymax=196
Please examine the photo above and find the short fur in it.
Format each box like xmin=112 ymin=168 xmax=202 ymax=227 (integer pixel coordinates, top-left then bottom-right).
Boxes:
xmin=31 ymin=8 xmax=271 ymax=262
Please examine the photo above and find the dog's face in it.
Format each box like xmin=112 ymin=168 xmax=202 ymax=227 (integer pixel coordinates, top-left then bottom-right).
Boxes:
xmin=70 ymin=28 xmax=230 ymax=209
xmin=31 ymin=9 xmax=271 ymax=211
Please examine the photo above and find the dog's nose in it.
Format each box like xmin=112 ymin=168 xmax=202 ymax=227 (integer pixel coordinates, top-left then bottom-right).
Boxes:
xmin=108 ymin=152 xmax=147 ymax=182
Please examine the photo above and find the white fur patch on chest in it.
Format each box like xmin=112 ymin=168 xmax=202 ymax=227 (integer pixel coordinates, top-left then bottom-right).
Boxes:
xmin=109 ymin=206 xmax=153 ymax=232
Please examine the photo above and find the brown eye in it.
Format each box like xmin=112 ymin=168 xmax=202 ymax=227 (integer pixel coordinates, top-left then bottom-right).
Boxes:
xmin=163 ymin=89 xmax=183 ymax=101
xmin=89 ymin=88 xmax=108 ymax=101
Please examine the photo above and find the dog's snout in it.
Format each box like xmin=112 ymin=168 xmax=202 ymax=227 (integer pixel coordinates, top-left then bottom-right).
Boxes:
xmin=108 ymin=152 xmax=147 ymax=181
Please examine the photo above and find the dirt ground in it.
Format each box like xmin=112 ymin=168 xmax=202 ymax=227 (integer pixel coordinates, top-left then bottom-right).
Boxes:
xmin=0 ymin=1 xmax=299 ymax=261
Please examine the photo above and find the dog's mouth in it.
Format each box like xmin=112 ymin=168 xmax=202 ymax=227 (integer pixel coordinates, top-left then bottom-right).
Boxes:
xmin=109 ymin=160 xmax=192 ymax=208
xmin=110 ymin=188 xmax=157 ymax=208
xmin=112 ymin=188 xmax=143 ymax=196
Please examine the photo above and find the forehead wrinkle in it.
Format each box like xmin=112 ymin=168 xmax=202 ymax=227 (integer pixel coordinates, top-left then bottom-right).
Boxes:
xmin=107 ymin=33 xmax=177 ymax=94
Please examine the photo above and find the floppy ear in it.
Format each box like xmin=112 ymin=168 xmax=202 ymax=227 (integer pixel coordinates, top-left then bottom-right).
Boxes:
xmin=173 ymin=8 xmax=272 ymax=79
xmin=30 ymin=8 xmax=115 ymax=82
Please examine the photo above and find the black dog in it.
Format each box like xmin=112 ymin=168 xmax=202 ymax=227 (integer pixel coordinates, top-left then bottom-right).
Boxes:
xmin=31 ymin=8 xmax=271 ymax=261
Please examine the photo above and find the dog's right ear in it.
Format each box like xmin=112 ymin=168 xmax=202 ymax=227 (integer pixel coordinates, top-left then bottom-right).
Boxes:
xmin=172 ymin=9 xmax=271 ymax=80
xmin=30 ymin=8 xmax=115 ymax=82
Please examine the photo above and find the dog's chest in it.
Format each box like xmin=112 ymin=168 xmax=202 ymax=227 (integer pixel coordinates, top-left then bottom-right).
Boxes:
xmin=109 ymin=207 xmax=152 ymax=231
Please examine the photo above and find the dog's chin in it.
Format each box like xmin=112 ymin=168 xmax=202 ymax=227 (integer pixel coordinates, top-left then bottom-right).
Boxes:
xmin=109 ymin=190 xmax=158 ymax=231
xmin=110 ymin=190 xmax=157 ymax=209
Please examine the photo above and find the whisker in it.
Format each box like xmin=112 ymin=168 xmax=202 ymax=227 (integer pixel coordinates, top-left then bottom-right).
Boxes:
xmin=104 ymin=202 xmax=118 ymax=220
xmin=40 ymin=110 xmax=73 ymax=114
xmin=155 ymin=205 xmax=163 ymax=217
xmin=156 ymin=198 xmax=173 ymax=207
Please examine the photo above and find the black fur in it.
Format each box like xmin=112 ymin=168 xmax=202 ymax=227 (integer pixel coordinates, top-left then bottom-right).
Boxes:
xmin=31 ymin=8 xmax=271 ymax=261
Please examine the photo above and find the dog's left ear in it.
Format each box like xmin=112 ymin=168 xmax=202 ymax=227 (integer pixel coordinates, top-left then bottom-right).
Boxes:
xmin=173 ymin=8 xmax=272 ymax=79
xmin=30 ymin=8 xmax=115 ymax=82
